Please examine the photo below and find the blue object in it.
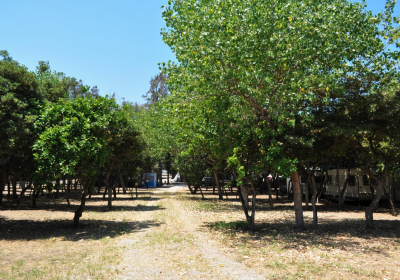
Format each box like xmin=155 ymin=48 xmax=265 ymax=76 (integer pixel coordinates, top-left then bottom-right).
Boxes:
xmin=142 ymin=172 xmax=158 ymax=188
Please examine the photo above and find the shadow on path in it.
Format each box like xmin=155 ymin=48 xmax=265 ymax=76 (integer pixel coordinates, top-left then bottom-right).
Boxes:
xmin=0 ymin=217 xmax=163 ymax=242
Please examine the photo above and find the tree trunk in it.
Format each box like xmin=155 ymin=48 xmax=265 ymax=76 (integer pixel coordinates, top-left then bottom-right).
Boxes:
xmin=62 ymin=177 xmax=66 ymax=192
xmin=291 ymin=171 xmax=304 ymax=230
xmin=73 ymin=179 xmax=88 ymax=228
xmin=213 ymin=169 xmax=223 ymax=200
xmin=365 ymin=168 xmax=388 ymax=229
xmin=249 ymin=181 xmax=256 ymax=232
xmin=311 ymin=175 xmax=318 ymax=230
xmin=12 ymin=173 xmax=18 ymax=199
xmin=66 ymin=177 xmax=71 ymax=207
xmin=107 ymin=182 xmax=113 ymax=210
xmin=241 ymin=185 xmax=249 ymax=209
xmin=55 ymin=178 xmax=60 ymax=198
xmin=198 ymin=184 xmax=205 ymax=199
xmin=305 ymin=174 xmax=310 ymax=211
xmin=336 ymin=165 xmax=341 ymax=209
xmin=339 ymin=172 xmax=350 ymax=210
xmin=265 ymin=174 xmax=273 ymax=208
xmin=113 ymin=182 xmax=117 ymax=199
xmin=17 ymin=181 xmax=31 ymax=205
xmin=317 ymin=174 xmax=327 ymax=203
xmin=103 ymin=163 xmax=115 ymax=206
xmin=119 ymin=173 xmax=127 ymax=194
xmin=339 ymin=169 xmax=350 ymax=210
xmin=167 ymin=169 xmax=170 ymax=185
xmin=0 ymin=166 xmax=5 ymax=206
xmin=74 ymin=178 xmax=78 ymax=198
xmin=239 ymin=178 xmax=257 ymax=232
xmin=388 ymin=180 xmax=398 ymax=216
xmin=7 ymin=173 xmax=11 ymax=197
xmin=31 ymin=184 xmax=38 ymax=208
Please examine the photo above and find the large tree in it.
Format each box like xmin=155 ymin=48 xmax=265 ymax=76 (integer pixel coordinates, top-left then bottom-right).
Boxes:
xmin=0 ymin=52 xmax=43 ymax=203
xmin=33 ymin=95 xmax=123 ymax=227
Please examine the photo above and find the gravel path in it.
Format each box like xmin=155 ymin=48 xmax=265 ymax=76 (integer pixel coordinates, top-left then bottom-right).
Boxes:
xmin=117 ymin=184 xmax=266 ymax=279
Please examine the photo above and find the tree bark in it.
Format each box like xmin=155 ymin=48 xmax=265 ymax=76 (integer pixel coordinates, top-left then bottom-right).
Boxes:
xmin=73 ymin=179 xmax=88 ymax=228
xmin=339 ymin=168 xmax=350 ymax=210
xmin=239 ymin=177 xmax=257 ymax=232
xmin=167 ymin=169 xmax=170 ymax=184
xmin=55 ymin=178 xmax=60 ymax=198
xmin=66 ymin=177 xmax=71 ymax=207
xmin=365 ymin=167 xmax=388 ymax=229
xmin=0 ymin=166 xmax=5 ymax=206
xmin=291 ymin=171 xmax=304 ymax=230
xmin=12 ymin=173 xmax=18 ymax=199
xmin=198 ymin=184 xmax=205 ymax=199
xmin=305 ymin=174 xmax=310 ymax=211
xmin=317 ymin=173 xmax=327 ymax=203
xmin=113 ymin=181 xmax=117 ymax=199
xmin=119 ymin=173 xmax=127 ymax=194
xmin=7 ymin=173 xmax=10 ymax=197
xmin=336 ymin=165 xmax=340 ymax=208
xmin=388 ymin=180 xmax=398 ymax=216
xmin=311 ymin=175 xmax=318 ymax=230
xmin=74 ymin=178 xmax=78 ymax=198
xmin=107 ymin=182 xmax=113 ymax=210
xmin=103 ymin=162 xmax=115 ymax=209
xmin=213 ymin=169 xmax=223 ymax=200
xmin=17 ymin=181 xmax=31 ymax=206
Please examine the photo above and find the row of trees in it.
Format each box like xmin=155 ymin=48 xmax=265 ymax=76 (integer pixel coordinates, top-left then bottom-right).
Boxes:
xmin=0 ymin=52 xmax=148 ymax=227
xmin=136 ymin=0 xmax=400 ymax=230
xmin=2 ymin=0 xmax=399 ymax=232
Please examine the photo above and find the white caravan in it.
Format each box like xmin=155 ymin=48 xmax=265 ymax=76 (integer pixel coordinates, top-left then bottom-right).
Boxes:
xmin=325 ymin=169 xmax=390 ymax=202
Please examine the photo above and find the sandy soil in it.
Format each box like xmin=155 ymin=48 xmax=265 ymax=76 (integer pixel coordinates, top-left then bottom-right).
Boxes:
xmin=117 ymin=184 xmax=266 ymax=279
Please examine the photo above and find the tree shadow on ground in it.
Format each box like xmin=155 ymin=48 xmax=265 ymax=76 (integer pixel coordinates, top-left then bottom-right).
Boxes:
xmin=0 ymin=200 xmax=166 ymax=213
xmin=203 ymin=218 xmax=400 ymax=257
xmin=179 ymin=192 xmax=395 ymax=214
xmin=0 ymin=217 xmax=162 ymax=242
xmin=80 ymin=195 xmax=163 ymax=203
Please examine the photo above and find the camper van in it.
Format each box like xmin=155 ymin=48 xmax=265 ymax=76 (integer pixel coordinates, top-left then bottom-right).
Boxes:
xmin=325 ymin=169 xmax=390 ymax=202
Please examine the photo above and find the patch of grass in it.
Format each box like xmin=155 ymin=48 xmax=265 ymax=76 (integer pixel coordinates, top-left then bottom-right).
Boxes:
xmin=269 ymin=260 xmax=286 ymax=270
xmin=197 ymin=200 xmax=218 ymax=211
xmin=210 ymin=221 xmax=249 ymax=231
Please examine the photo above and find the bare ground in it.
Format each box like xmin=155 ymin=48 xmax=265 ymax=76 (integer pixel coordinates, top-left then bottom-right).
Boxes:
xmin=1 ymin=184 xmax=400 ymax=279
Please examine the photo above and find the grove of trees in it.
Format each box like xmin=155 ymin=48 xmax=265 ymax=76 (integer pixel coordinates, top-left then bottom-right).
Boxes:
xmin=0 ymin=51 xmax=148 ymax=227
xmin=137 ymin=0 xmax=400 ymax=230
xmin=1 ymin=0 xmax=400 ymax=232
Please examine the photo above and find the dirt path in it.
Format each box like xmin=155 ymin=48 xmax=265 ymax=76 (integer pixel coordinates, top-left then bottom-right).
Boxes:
xmin=117 ymin=185 xmax=265 ymax=279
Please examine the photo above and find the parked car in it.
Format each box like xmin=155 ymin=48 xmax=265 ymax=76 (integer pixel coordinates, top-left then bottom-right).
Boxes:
xmin=202 ymin=177 xmax=215 ymax=186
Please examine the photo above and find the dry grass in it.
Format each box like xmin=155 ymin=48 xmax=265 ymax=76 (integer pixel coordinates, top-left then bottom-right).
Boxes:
xmin=179 ymin=192 xmax=400 ymax=279
xmin=0 ymin=188 xmax=159 ymax=280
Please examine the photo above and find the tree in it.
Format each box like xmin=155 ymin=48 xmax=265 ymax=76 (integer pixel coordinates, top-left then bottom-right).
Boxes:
xmin=142 ymin=73 xmax=169 ymax=107
xmin=33 ymin=95 xmax=120 ymax=227
xmin=0 ymin=52 xmax=42 ymax=204
xmin=101 ymin=104 xmax=144 ymax=210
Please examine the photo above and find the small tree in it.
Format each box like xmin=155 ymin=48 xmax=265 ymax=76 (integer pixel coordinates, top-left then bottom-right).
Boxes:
xmin=33 ymin=95 xmax=120 ymax=227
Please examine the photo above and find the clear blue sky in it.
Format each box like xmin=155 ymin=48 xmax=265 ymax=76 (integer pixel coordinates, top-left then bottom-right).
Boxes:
xmin=0 ymin=1 xmax=397 ymax=104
